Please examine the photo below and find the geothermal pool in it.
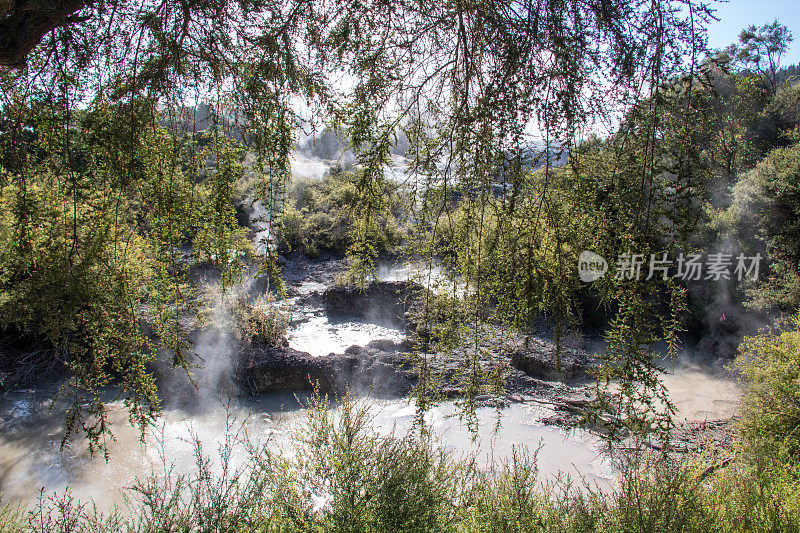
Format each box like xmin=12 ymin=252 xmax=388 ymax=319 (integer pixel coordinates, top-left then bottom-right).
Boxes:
xmin=0 ymin=357 xmax=739 ymax=509
xmin=0 ymin=260 xmax=741 ymax=510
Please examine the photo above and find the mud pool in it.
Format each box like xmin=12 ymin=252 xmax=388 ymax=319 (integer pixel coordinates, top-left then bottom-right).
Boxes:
xmin=0 ymin=260 xmax=742 ymax=510
xmin=0 ymin=358 xmax=740 ymax=509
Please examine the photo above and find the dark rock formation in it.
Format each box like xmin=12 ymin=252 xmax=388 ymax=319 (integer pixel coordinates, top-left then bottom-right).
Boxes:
xmin=322 ymin=281 xmax=420 ymax=329
xmin=232 ymin=306 xmax=600 ymax=400
xmin=237 ymin=341 xmax=414 ymax=397
xmin=509 ymin=337 xmax=597 ymax=382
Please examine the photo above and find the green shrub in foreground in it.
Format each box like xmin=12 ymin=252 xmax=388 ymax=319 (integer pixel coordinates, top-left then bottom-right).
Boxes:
xmin=737 ymin=313 xmax=800 ymax=462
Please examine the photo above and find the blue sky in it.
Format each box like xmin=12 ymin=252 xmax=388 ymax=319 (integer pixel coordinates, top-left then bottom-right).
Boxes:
xmin=706 ymin=0 xmax=800 ymax=65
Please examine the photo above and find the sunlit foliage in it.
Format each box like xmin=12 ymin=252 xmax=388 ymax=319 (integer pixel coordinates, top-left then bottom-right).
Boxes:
xmin=0 ymin=0 xmax=719 ymax=448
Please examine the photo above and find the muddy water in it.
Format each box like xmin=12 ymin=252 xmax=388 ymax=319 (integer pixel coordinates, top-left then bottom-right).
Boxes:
xmin=0 ymin=392 xmax=611 ymax=508
xmin=0 ymin=358 xmax=739 ymax=509
xmin=0 ymin=391 xmax=302 ymax=507
xmin=0 ymin=258 xmax=742 ymax=510
xmin=661 ymin=359 xmax=741 ymax=421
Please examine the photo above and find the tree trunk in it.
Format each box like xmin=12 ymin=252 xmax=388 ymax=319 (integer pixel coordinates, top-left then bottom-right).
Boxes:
xmin=0 ymin=0 xmax=87 ymax=68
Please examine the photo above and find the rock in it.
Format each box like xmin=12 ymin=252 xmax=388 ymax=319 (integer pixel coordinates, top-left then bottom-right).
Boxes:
xmin=366 ymin=339 xmax=403 ymax=352
xmin=342 ymin=339 xmax=403 ymax=356
xmin=237 ymin=344 xmax=414 ymax=397
xmin=509 ymin=338 xmax=596 ymax=382
xmin=322 ymin=281 xmax=420 ymax=328
xmin=343 ymin=344 xmax=366 ymax=356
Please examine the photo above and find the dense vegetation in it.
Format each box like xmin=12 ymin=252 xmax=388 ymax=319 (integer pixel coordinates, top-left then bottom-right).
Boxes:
xmin=279 ymin=167 xmax=408 ymax=259
xmin=1 ymin=0 xmax=800 ymax=530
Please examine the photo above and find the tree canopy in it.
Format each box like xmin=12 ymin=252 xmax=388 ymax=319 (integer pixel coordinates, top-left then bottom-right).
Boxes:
xmin=2 ymin=0 xmax=765 ymax=450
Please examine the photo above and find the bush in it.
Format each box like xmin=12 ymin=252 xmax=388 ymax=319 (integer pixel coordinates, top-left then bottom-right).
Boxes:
xmin=195 ymin=287 xmax=290 ymax=347
xmin=236 ymin=293 xmax=290 ymax=346
xmin=736 ymin=313 xmax=800 ymax=461
xmin=277 ymin=168 xmax=408 ymax=258
xmin=293 ymin=393 xmax=466 ymax=532
xmin=599 ymin=455 xmax=711 ymax=533
xmin=461 ymin=447 xmax=548 ymax=532
xmin=228 ymin=292 xmax=290 ymax=347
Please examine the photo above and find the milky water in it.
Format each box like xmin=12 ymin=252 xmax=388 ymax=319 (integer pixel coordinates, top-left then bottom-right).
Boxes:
xmin=0 ymin=357 xmax=739 ymax=509
xmin=287 ymin=314 xmax=406 ymax=356
xmin=282 ymin=261 xmax=457 ymax=356
xmin=660 ymin=359 xmax=741 ymax=421
xmin=0 ymin=257 xmax=742 ymax=511
xmin=283 ymin=278 xmax=406 ymax=356
xmin=0 ymin=392 xmax=611 ymax=508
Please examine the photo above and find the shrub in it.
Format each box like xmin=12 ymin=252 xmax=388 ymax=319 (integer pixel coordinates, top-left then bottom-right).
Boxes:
xmin=461 ymin=447 xmax=547 ymax=532
xmin=598 ymin=455 xmax=711 ymax=533
xmin=736 ymin=313 xmax=800 ymax=461
xmin=702 ymin=455 xmax=800 ymax=532
xmin=231 ymin=292 xmax=290 ymax=347
xmin=277 ymin=169 xmax=408 ymax=258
